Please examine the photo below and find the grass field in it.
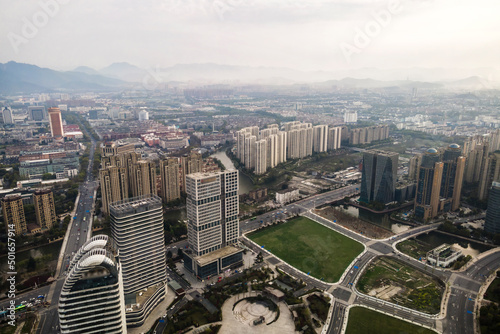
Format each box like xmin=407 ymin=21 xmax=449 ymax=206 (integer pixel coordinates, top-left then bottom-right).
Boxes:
xmin=248 ymin=216 xmax=364 ymax=282
xmin=345 ymin=307 xmax=436 ymax=334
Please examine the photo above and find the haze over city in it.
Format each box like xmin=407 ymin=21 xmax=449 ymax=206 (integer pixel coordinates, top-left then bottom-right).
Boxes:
xmin=2 ymin=0 xmax=500 ymax=79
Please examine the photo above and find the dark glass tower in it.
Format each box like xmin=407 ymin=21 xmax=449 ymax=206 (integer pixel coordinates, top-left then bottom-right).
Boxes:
xmin=485 ymin=181 xmax=500 ymax=234
xmin=360 ymin=150 xmax=399 ymax=204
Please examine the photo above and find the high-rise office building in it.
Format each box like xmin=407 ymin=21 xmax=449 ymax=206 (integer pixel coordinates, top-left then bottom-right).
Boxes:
xmin=130 ymin=160 xmax=157 ymax=198
xmin=414 ymin=148 xmax=444 ymax=221
xmin=2 ymin=107 xmax=13 ymax=124
xmin=255 ymin=139 xmax=267 ymax=175
xmin=48 ymin=107 xmax=64 ymax=138
xmin=2 ymin=195 xmax=27 ymax=236
xmin=100 ymin=166 xmax=129 ymax=215
xmin=327 ymin=126 xmax=342 ymax=151
xmin=360 ymin=150 xmax=399 ymax=204
xmin=28 ymin=106 xmax=47 ymax=122
xmin=160 ymin=158 xmax=180 ymax=203
xmin=58 ymin=235 xmax=127 ymax=334
xmin=478 ymin=152 xmax=500 ymax=200
xmin=33 ymin=189 xmax=57 ymax=230
xmin=109 ymin=195 xmax=166 ymax=327
xmin=313 ymin=125 xmax=328 ymax=153
xmin=184 ymin=170 xmax=243 ymax=279
xmin=485 ymin=181 xmax=500 ymax=234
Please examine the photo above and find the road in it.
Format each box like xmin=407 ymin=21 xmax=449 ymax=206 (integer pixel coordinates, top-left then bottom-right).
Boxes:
xmin=34 ymin=134 xmax=98 ymax=334
xmin=240 ymin=183 xmax=360 ymax=233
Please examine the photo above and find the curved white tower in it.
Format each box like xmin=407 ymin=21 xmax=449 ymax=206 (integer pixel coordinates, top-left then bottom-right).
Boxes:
xmin=58 ymin=235 xmax=127 ymax=334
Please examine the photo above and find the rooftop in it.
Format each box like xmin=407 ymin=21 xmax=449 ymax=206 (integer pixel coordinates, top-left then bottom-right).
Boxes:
xmin=195 ymin=245 xmax=242 ymax=267
xmin=109 ymin=194 xmax=162 ymax=215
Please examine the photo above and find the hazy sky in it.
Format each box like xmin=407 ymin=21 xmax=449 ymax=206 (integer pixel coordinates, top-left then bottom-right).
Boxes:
xmin=1 ymin=0 xmax=499 ymax=71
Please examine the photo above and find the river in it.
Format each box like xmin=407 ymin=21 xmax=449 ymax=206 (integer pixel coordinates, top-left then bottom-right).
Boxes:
xmin=210 ymin=150 xmax=254 ymax=195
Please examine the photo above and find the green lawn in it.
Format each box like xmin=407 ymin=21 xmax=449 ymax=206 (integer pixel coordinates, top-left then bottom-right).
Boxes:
xmin=346 ymin=307 xmax=436 ymax=334
xmin=248 ymin=217 xmax=364 ymax=282
xmin=485 ymin=275 xmax=500 ymax=303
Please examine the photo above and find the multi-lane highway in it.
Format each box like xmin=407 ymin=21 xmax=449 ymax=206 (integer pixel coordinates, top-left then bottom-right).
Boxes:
xmin=33 ymin=135 xmax=98 ymax=334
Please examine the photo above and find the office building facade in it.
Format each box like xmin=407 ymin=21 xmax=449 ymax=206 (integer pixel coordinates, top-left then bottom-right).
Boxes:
xmin=2 ymin=107 xmax=14 ymax=124
xmin=109 ymin=194 xmax=167 ymax=327
xmin=58 ymin=235 xmax=127 ymax=334
xmin=360 ymin=150 xmax=399 ymax=204
xmin=48 ymin=107 xmax=64 ymax=138
xmin=485 ymin=181 xmax=500 ymax=234
xmin=184 ymin=170 xmax=243 ymax=279
xmin=28 ymin=106 xmax=48 ymax=122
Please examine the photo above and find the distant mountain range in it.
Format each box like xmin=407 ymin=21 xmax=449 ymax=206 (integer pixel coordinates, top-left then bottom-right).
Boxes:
xmin=1 ymin=61 xmax=499 ymax=94
xmin=0 ymin=61 xmax=126 ymax=94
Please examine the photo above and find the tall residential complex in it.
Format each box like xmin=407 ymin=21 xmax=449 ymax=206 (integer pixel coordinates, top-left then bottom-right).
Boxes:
xmin=184 ymin=170 xmax=243 ymax=279
xmin=478 ymin=152 xmax=500 ymax=200
xmin=100 ymin=166 xmax=129 ymax=215
xmin=344 ymin=110 xmax=358 ymax=123
xmin=58 ymin=235 xmax=127 ymax=334
xmin=440 ymin=144 xmax=466 ymax=212
xmin=129 ymin=160 xmax=157 ymax=198
xmin=160 ymin=158 xmax=180 ymax=203
xmin=48 ymin=107 xmax=64 ymax=138
xmin=348 ymin=125 xmax=390 ymax=145
xmin=360 ymin=150 xmax=399 ymax=204
xmin=180 ymin=151 xmax=203 ymax=193
xmin=485 ymin=181 xmax=500 ymax=234
xmin=327 ymin=126 xmax=342 ymax=151
xmin=109 ymin=194 xmax=167 ymax=327
xmin=414 ymin=148 xmax=444 ymax=221
xmin=313 ymin=125 xmax=328 ymax=153
xmin=413 ymin=145 xmax=466 ymax=221
xmin=2 ymin=195 xmax=27 ymax=235
xmin=33 ymin=189 xmax=57 ymax=230
xmin=255 ymin=139 xmax=267 ymax=175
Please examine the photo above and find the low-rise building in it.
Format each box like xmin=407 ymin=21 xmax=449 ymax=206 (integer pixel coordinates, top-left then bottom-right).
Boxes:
xmin=275 ymin=187 xmax=300 ymax=205
xmin=426 ymin=244 xmax=462 ymax=267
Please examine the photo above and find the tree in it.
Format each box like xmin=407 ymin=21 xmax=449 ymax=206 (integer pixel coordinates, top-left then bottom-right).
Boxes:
xmin=27 ymin=256 xmax=37 ymax=272
xmin=167 ymin=250 xmax=173 ymax=259
xmin=177 ymin=248 xmax=183 ymax=259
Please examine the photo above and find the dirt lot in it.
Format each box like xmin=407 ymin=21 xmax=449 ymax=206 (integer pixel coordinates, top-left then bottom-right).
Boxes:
xmin=314 ymin=207 xmax=393 ymax=239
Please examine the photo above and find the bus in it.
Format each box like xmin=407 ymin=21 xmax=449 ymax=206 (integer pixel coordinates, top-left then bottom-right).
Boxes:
xmin=250 ymin=217 xmax=257 ymax=221
xmin=15 ymin=304 xmax=26 ymax=312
